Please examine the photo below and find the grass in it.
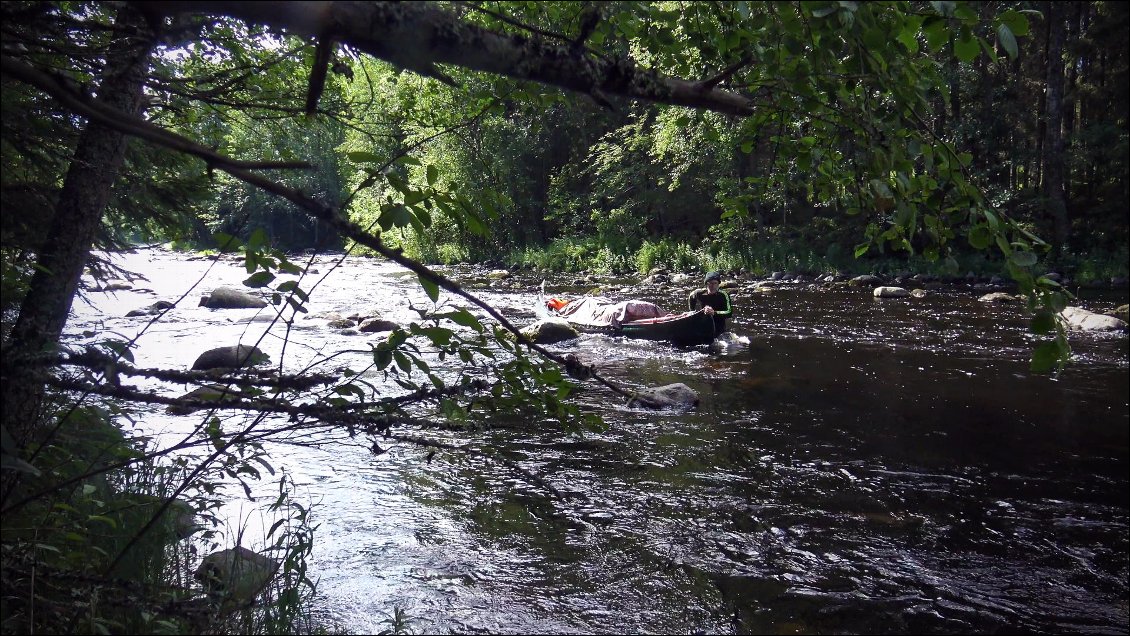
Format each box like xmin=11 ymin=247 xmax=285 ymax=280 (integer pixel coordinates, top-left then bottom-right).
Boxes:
xmin=0 ymin=399 xmax=325 ymax=635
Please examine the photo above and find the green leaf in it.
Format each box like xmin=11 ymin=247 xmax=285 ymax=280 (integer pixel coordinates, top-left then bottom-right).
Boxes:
xmin=897 ymin=26 xmax=920 ymax=54
xmin=393 ymin=351 xmax=411 ymax=373
xmin=418 ymin=273 xmax=440 ymax=302
xmin=375 ymin=348 xmax=392 ymax=370
xmin=998 ymin=9 xmax=1029 ymax=36
xmin=446 ymin=309 xmax=484 ymax=333
xmin=88 ymin=515 xmax=118 ymax=529
xmin=378 ymin=204 xmax=412 ymax=231
xmin=1030 ymin=310 xmax=1056 ymax=335
xmin=213 ymin=232 xmax=243 ymax=252
xmin=248 ymin=228 xmax=268 ymax=250
xmin=1045 ymin=290 xmax=1069 ymax=313
xmin=277 ymin=280 xmax=309 ymax=301
xmin=347 ymin=151 xmax=383 ymax=163
xmin=967 ymin=225 xmax=991 ymax=249
xmin=922 ymin=18 xmax=948 ymax=52
xmin=954 ymin=36 xmax=980 ymax=62
xmin=243 ymin=271 xmax=276 ymax=288
xmin=995 ymin=234 xmax=1013 ymax=256
xmin=1010 ymin=250 xmax=1037 ymax=267
xmin=277 ymin=259 xmax=303 ymax=275
xmin=426 ymin=164 xmax=438 ymax=186
xmin=1030 ymin=340 xmax=1066 ymax=373
xmin=996 ymin=23 xmax=1017 ymax=59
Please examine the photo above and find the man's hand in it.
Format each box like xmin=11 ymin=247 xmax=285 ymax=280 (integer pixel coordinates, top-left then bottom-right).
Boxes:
xmin=703 ymin=306 xmax=715 ymax=315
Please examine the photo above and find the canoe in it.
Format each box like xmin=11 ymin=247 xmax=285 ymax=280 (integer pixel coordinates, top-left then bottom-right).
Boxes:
xmin=617 ymin=309 xmax=716 ymax=346
xmin=539 ymin=291 xmax=716 ymax=346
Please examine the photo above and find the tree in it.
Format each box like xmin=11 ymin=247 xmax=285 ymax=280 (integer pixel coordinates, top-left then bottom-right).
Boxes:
xmin=1 ymin=1 xmax=1083 ymax=629
xmin=1041 ymin=0 xmax=1070 ymax=249
xmin=3 ymin=3 xmax=157 ymax=448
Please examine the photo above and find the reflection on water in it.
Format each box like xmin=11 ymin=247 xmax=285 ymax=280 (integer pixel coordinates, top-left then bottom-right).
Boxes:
xmin=65 ymin=250 xmax=1128 ymax=634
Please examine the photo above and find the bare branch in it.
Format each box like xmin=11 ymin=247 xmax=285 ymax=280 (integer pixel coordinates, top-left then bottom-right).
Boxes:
xmin=305 ymin=35 xmax=333 ymax=114
xmin=699 ymin=54 xmax=753 ymax=91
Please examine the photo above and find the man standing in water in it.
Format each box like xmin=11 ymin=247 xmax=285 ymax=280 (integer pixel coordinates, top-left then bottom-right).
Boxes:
xmin=688 ymin=271 xmax=732 ymax=337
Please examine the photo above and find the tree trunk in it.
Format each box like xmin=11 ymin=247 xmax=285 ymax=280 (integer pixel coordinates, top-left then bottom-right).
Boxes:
xmin=1 ymin=6 xmax=156 ymax=449
xmin=1042 ymin=0 xmax=1070 ymax=249
xmin=1062 ymin=1 xmax=1083 ymax=202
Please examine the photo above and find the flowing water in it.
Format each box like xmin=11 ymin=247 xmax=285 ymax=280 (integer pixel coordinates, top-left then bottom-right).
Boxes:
xmin=64 ymin=249 xmax=1128 ymax=634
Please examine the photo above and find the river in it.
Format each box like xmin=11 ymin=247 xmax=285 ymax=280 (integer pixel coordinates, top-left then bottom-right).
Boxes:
xmin=64 ymin=248 xmax=1128 ymax=634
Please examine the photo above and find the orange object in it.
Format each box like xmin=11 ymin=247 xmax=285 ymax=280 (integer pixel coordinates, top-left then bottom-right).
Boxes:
xmin=547 ymin=297 xmax=568 ymax=311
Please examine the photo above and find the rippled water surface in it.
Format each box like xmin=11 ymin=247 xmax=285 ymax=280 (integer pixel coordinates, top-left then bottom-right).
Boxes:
xmin=66 ymin=249 xmax=1128 ymax=634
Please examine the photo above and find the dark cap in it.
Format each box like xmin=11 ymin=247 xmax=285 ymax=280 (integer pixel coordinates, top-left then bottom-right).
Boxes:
xmin=705 ymin=271 xmax=721 ymax=282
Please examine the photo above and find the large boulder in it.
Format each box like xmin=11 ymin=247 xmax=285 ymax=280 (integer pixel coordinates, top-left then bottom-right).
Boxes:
xmin=628 ymin=383 xmax=700 ymax=410
xmin=195 ymin=546 xmax=280 ymax=604
xmin=520 ymin=318 xmax=579 ymax=345
xmin=1060 ymin=306 xmax=1128 ymax=333
xmin=191 ymin=345 xmax=270 ymax=371
xmin=200 ymin=286 xmax=268 ymax=309
xmin=873 ymin=286 xmax=910 ymax=298
xmin=358 ymin=317 xmax=399 ymax=333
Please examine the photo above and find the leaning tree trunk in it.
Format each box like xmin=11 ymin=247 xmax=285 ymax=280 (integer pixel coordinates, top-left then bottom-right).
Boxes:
xmin=1042 ymin=0 xmax=1070 ymax=251
xmin=0 ymin=6 xmax=156 ymax=450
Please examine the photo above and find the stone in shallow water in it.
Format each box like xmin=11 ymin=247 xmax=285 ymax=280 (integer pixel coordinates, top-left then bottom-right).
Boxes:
xmin=873 ymin=286 xmax=910 ymax=298
xmin=191 ymin=344 xmax=269 ymax=370
xmin=628 ymin=382 xmax=699 ymax=409
xmin=1060 ymin=306 xmax=1128 ymax=332
xmin=200 ymin=286 xmax=267 ymax=309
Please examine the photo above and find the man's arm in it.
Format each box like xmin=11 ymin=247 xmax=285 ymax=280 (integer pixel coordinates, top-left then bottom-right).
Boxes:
xmin=716 ymin=290 xmax=732 ymax=317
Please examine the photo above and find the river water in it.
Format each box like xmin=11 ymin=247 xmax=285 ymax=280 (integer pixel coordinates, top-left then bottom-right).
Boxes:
xmin=64 ymin=248 xmax=1128 ymax=634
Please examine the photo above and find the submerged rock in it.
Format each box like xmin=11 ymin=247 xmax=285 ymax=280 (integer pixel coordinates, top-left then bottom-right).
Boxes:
xmin=628 ymin=383 xmax=699 ymax=410
xmin=520 ymin=318 xmax=579 ymax=345
xmin=711 ymin=332 xmax=751 ymax=354
xmin=873 ymin=286 xmax=910 ymax=298
xmin=978 ymin=292 xmax=1020 ymax=303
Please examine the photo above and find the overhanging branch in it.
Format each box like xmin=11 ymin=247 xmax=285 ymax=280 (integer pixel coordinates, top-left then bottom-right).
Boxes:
xmin=137 ymin=0 xmax=758 ymax=116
